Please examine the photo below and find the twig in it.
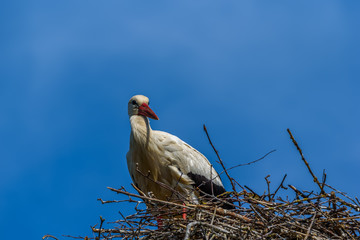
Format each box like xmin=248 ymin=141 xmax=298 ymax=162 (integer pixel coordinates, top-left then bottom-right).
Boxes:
xmin=42 ymin=235 xmax=59 ymax=240
xmin=92 ymin=228 xmax=150 ymax=234
xmin=304 ymin=213 xmax=317 ymax=240
xmin=107 ymin=187 xmax=193 ymax=210
xmin=264 ymin=175 xmax=271 ymax=201
xmin=95 ymin=216 xmax=105 ymax=240
xmin=321 ymin=169 xmax=327 ymax=193
xmin=226 ymin=150 xmax=276 ymax=171
xmin=203 ymin=124 xmax=236 ymax=192
xmin=244 ymin=185 xmax=261 ymax=199
xmin=210 ymin=207 xmax=217 ymax=226
xmin=287 ymin=129 xmax=324 ymax=193
xmin=273 ymin=174 xmax=287 ymax=197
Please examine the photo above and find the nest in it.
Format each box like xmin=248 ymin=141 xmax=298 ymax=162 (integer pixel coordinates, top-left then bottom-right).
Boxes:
xmin=46 ymin=129 xmax=360 ymax=240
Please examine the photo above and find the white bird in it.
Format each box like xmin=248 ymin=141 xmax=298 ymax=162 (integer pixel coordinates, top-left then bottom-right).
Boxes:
xmin=126 ymin=95 xmax=231 ymax=208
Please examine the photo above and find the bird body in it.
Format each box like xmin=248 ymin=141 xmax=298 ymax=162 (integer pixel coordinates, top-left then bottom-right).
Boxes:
xmin=127 ymin=95 xmax=228 ymax=205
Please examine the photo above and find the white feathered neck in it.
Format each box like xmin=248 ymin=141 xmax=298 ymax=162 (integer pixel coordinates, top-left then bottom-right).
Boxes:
xmin=129 ymin=115 xmax=153 ymax=149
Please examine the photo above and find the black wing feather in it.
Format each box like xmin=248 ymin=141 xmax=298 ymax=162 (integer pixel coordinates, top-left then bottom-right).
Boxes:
xmin=187 ymin=172 xmax=234 ymax=209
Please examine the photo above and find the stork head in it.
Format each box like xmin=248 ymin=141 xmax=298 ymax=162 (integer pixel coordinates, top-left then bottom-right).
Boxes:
xmin=128 ymin=95 xmax=159 ymax=120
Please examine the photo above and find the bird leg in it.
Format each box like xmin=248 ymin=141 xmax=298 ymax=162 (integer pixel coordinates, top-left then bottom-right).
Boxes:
xmin=156 ymin=216 xmax=163 ymax=229
xmin=182 ymin=203 xmax=187 ymax=220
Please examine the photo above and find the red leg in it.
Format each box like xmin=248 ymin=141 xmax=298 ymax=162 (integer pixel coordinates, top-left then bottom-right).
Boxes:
xmin=182 ymin=203 xmax=187 ymax=220
xmin=156 ymin=216 xmax=163 ymax=229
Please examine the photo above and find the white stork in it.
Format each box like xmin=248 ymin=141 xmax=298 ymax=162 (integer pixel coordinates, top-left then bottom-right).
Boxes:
xmin=126 ymin=95 xmax=231 ymax=209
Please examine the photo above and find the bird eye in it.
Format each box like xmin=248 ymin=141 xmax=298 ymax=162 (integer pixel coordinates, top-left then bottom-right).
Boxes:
xmin=132 ymin=100 xmax=137 ymax=105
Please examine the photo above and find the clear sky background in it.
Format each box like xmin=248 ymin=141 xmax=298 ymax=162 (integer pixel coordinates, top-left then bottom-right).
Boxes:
xmin=1 ymin=1 xmax=359 ymax=239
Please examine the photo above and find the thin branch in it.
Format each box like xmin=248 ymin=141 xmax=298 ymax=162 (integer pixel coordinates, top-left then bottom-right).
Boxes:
xmin=203 ymin=124 xmax=236 ymax=192
xmin=42 ymin=235 xmax=59 ymax=240
xmin=304 ymin=213 xmax=317 ymax=240
xmin=226 ymin=150 xmax=276 ymax=171
xmin=95 ymin=216 xmax=105 ymax=240
xmin=287 ymin=128 xmax=324 ymax=193
xmin=273 ymin=174 xmax=287 ymax=197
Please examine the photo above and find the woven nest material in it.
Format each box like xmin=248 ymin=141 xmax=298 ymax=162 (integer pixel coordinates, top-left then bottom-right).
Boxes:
xmin=91 ymin=182 xmax=360 ymax=240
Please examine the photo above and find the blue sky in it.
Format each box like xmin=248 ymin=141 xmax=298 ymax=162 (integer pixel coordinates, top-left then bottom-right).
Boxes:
xmin=1 ymin=1 xmax=359 ymax=239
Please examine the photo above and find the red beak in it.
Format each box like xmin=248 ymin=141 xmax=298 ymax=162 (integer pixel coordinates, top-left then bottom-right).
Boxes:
xmin=138 ymin=103 xmax=159 ymax=120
